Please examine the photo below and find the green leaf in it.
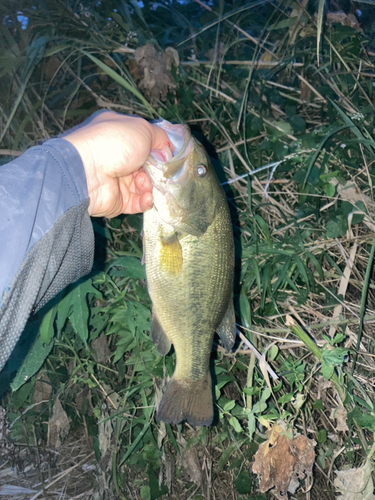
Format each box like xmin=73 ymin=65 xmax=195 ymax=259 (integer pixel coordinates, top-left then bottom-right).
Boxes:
xmin=306 ymin=252 xmax=324 ymax=281
xmin=322 ymin=346 xmax=348 ymax=366
xmin=321 ymin=363 xmax=334 ymax=380
xmin=234 ymin=469 xmax=252 ymax=495
xmin=268 ymin=345 xmax=278 ymax=361
xmin=326 ymin=215 xmax=348 ymax=238
xmin=347 ymin=406 xmax=375 ymax=433
xmin=10 ymin=379 xmax=34 ymax=410
xmin=247 ymin=411 xmax=256 ymax=440
xmin=223 ymin=399 xmax=236 ymax=412
xmin=289 ymin=115 xmax=306 ymax=133
xmin=11 ymin=333 xmax=54 ymax=391
xmin=313 ymin=399 xmax=324 ymax=410
xmin=229 ymin=416 xmax=243 ymax=433
xmin=252 ymin=401 xmax=267 ymax=414
xmin=216 ymin=443 xmax=237 ymax=472
xmin=317 ymin=429 xmax=327 ymax=444
xmin=125 ymin=301 xmax=151 ymax=337
xmin=39 ymin=305 xmax=57 ymax=343
xmin=69 ymin=280 xmax=97 ymax=345
xmin=324 ymin=183 xmax=336 ymax=197
xmin=278 ymin=393 xmax=293 ymax=405
xmin=107 ymin=256 xmax=146 ymax=280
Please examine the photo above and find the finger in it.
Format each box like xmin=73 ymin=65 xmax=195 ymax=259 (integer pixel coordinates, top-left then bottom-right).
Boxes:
xmin=124 ymin=191 xmax=153 ymax=214
xmin=134 ymin=170 xmax=153 ymax=193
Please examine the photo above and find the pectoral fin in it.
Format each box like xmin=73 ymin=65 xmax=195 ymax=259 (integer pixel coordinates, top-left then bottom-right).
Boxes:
xmin=159 ymin=232 xmax=183 ymax=276
xmin=217 ymin=300 xmax=236 ymax=352
xmin=151 ymin=312 xmax=171 ymax=355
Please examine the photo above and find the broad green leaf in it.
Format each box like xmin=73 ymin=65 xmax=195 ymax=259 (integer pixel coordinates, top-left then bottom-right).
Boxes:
xmin=348 ymin=406 xmax=375 ymax=433
xmin=69 ymin=279 xmax=98 ymax=345
xmin=125 ymin=301 xmax=151 ymax=337
xmin=223 ymin=399 xmax=236 ymax=412
xmin=247 ymin=411 xmax=256 ymax=440
xmin=11 ymin=334 xmax=54 ymax=391
xmin=39 ymin=305 xmax=57 ymax=343
xmin=107 ymin=256 xmax=146 ymax=280
xmin=234 ymin=470 xmax=252 ymax=495
xmin=229 ymin=416 xmax=243 ymax=433
xmin=326 ymin=215 xmax=348 ymax=238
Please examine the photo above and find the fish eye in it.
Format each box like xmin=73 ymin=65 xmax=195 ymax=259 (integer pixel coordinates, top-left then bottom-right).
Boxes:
xmin=196 ymin=165 xmax=207 ymax=178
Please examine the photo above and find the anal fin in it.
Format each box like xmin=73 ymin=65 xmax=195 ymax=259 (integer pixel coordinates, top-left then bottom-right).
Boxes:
xmin=216 ymin=300 xmax=236 ymax=352
xmin=151 ymin=313 xmax=171 ymax=356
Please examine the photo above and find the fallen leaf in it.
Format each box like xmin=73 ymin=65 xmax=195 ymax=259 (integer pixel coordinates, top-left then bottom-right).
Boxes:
xmin=92 ymin=333 xmax=112 ymax=365
xmin=162 ymin=449 xmax=175 ymax=494
xmin=334 ymin=461 xmax=375 ymax=500
xmin=47 ymin=397 xmax=70 ymax=448
xmin=33 ymin=374 xmax=52 ymax=406
xmin=330 ymin=405 xmax=349 ymax=433
xmin=177 ymin=435 xmax=202 ymax=486
xmin=127 ymin=44 xmax=179 ymax=105
xmin=206 ymin=42 xmax=225 ymax=62
xmin=325 ymin=11 xmax=363 ymax=33
xmin=98 ymin=408 xmax=114 ymax=472
xmin=252 ymin=423 xmax=316 ymax=499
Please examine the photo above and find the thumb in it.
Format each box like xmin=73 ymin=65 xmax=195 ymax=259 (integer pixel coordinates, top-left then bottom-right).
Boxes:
xmin=150 ymin=124 xmax=175 ymax=152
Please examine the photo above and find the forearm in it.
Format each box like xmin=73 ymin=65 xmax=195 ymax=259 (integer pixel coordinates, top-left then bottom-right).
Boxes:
xmin=0 ymin=139 xmax=94 ymax=372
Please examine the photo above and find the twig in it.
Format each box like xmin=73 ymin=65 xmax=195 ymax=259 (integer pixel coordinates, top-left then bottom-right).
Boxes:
xmin=236 ymin=328 xmax=279 ymax=380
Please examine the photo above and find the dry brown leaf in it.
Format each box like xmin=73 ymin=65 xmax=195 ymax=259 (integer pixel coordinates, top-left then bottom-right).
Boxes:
xmin=33 ymin=374 xmax=52 ymax=406
xmin=47 ymin=397 xmax=70 ymax=448
xmin=335 ymin=179 xmax=372 ymax=205
xmin=162 ymin=449 xmax=175 ymax=494
xmin=177 ymin=435 xmax=202 ymax=486
xmin=127 ymin=44 xmax=179 ymax=105
xmin=326 ymin=11 xmax=363 ymax=33
xmin=206 ymin=42 xmax=225 ymax=62
xmin=92 ymin=333 xmax=112 ymax=365
xmin=330 ymin=405 xmax=349 ymax=433
xmin=98 ymin=408 xmax=114 ymax=472
xmin=252 ymin=423 xmax=315 ymax=499
xmin=334 ymin=461 xmax=375 ymax=499
xmin=331 ymin=179 xmax=375 ymax=232
xmin=44 ymin=56 xmax=61 ymax=79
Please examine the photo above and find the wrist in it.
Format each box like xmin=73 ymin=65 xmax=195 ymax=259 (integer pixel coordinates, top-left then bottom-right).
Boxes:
xmin=62 ymin=135 xmax=98 ymax=216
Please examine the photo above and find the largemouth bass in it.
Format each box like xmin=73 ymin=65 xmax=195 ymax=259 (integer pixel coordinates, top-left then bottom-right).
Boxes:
xmin=143 ymin=120 xmax=235 ymax=426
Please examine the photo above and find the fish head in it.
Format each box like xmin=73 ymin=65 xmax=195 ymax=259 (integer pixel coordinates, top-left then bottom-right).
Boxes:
xmin=144 ymin=120 xmax=223 ymax=236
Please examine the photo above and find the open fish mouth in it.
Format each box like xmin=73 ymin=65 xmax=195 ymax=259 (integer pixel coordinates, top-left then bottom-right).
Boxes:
xmin=144 ymin=120 xmax=193 ymax=182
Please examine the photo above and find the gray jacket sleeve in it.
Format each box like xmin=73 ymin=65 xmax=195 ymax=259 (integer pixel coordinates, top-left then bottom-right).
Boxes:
xmin=0 ymin=138 xmax=94 ymax=372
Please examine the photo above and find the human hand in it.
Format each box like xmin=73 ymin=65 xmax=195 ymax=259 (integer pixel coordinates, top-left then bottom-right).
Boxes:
xmin=63 ymin=111 xmax=172 ymax=217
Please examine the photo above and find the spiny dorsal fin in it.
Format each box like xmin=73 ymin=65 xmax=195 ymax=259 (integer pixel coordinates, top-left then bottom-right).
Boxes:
xmin=216 ymin=300 xmax=236 ymax=352
xmin=151 ymin=313 xmax=171 ymax=356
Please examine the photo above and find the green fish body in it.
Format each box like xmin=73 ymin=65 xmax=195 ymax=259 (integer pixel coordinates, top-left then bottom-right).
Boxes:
xmin=143 ymin=121 xmax=235 ymax=426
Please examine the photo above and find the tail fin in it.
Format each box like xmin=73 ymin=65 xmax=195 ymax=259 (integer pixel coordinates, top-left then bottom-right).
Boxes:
xmin=156 ymin=372 xmax=213 ymax=426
